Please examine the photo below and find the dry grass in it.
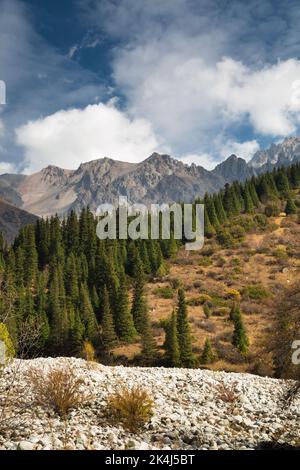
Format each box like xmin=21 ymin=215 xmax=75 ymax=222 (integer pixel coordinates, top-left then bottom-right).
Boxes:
xmin=26 ymin=365 xmax=92 ymax=417
xmin=216 ymin=380 xmax=240 ymax=404
xmin=106 ymin=385 xmax=154 ymax=433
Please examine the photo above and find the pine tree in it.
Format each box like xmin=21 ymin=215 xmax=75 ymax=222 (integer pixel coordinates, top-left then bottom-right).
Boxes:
xmin=131 ymin=255 xmax=147 ymax=334
xmin=69 ymin=309 xmax=84 ymax=356
xmin=65 ymin=253 xmax=79 ymax=306
xmin=204 ymin=206 xmax=215 ymax=237
xmin=48 ymin=266 xmax=68 ymax=354
xmin=213 ymin=193 xmax=227 ymax=224
xmin=164 ymin=311 xmax=181 ymax=367
xmin=285 ymin=195 xmax=297 ymax=214
xmin=204 ymin=194 xmax=219 ymax=227
xmin=243 ymin=183 xmax=255 ymax=213
xmin=140 ymin=309 xmax=159 ymax=365
xmin=232 ymin=310 xmax=249 ymax=355
xmin=101 ymin=286 xmax=117 ymax=349
xmin=229 ymin=302 xmax=241 ymax=321
xmin=200 ymin=338 xmax=215 ymax=364
xmin=79 ymin=283 xmax=98 ymax=341
xmin=23 ymin=226 xmax=38 ymax=288
xmin=274 ymin=169 xmax=290 ymax=195
xmin=176 ymin=288 xmax=195 ymax=367
xmin=115 ymin=270 xmax=137 ymax=342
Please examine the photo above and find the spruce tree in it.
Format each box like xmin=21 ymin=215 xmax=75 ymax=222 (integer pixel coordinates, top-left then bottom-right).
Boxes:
xmin=176 ymin=288 xmax=195 ymax=367
xmin=140 ymin=309 xmax=159 ymax=365
xmin=101 ymin=286 xmax=117 ymax=349
xmin=131 ymin=255 xmax=147 ymax=334
xmin=79 ymin=283 xmax=98 ymax=341
xmin=285 ymin=195 xmax=297 ymax=214
xmin=164 ymin=311 xmax=181 ymax=367
xmin=200 ymin=338 xmax=215 ymax=364
xmin=243 ymin=183 xmax=255 ymax=213
xmin=115 ymin=270 xmax=137 ymax=342
xmin=232 ymin=310 xmax=249 ymax=355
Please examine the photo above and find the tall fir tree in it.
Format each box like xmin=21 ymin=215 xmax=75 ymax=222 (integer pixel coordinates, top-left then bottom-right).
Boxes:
xmin=176 ymin=288 xmax=195 ymax=368
xmin=164 ymin=310 xmax=181 ymax=367
xmin=101 ymin=286 xmax=117 ymax=349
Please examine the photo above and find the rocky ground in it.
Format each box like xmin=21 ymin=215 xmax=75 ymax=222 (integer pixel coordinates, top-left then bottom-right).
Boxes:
xmin=0 ymin=358 xmax=299 ymax=450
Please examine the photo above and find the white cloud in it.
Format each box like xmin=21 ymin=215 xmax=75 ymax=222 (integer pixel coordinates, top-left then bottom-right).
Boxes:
xmin=219 ymin=139 xmax=260 ymax=162
xmin=0 ymin=162 xmax=17 ymax=174
xmin=16 ymin=101 xmax=162 ymax=173
xmin=115 ymin=46 xmax=300 ymax=158
xmin=180 ymin=153 xmax=217 ymax=170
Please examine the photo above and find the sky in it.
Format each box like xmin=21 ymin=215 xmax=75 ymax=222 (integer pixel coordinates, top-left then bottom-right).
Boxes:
xmin=2 ymin=0 xmax=300 ymax=174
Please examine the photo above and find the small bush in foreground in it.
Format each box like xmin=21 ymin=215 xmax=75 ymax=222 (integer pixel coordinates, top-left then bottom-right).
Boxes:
xmin=216 ymin=380 xmax=240 ymax=404
xmin=26 ymin=365 xmax=92 ymax=417
xmin=153 ymin=286 xmax=174 ymax=299
xmin=107 ymin=386 xmax=154 ymax=433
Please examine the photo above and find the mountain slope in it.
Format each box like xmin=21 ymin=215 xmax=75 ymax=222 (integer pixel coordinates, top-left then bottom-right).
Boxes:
xmin=212 ymin=154 xmax=256 ymax=182
xmin=249 ymin=137 xmax=300 ymax=169
xmin=2 ymin=138 xmax=300 ymax=218
xmin=0 ymin=154 xmax=225 ymax=217
xmin=0 ymin=198 xmax=38 ymax=243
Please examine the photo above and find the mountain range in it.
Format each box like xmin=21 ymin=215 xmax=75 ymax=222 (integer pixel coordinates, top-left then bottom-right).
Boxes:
xmin=0 ymin=136 xmax=300 ymax=241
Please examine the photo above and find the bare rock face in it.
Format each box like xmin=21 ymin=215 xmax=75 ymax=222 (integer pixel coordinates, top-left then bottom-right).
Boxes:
xmin=249 ymin=137 xmax=300 ymax=169
xmin=2 ymin=137 xmax=300 ymax=218
xmin=0 ymin=154 xmax=225 ymax=217
xmin=212 ymin=154 xmax=256 ymax=182
xmin=0 ymin=198 xmax=38 ymax=243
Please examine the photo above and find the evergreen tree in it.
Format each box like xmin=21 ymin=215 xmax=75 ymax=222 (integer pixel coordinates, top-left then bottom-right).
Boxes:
xmin=176 ymin=288 xmax=195 ymax=367
xmin=115 ymin=270 xmax=137 ymax=342
xmin=164 ymin=311 xmax=181 ymax=367
xmin=79 ymin=283 xmax=98 ymax=341
xmin=131 ymin=255 xmax=147 ymax=334
xmin=200 ymin=338 xmax=215 ymax=364
xmin=229 ymin=302 xmax=241 ymax=321
xmin=140 ymin=309 xmax=159 ymax=365
xmin=213 ymin=193 xmax=227 ymax=224
xmin=101 ymin=286 xmax=117 ymax=349
xmin=232 ymin=310 xmax=249 ymax=355
xmin=243 ymin=183 xmax=255 ymax=213
xmin=285 ymin=195 xmax=297 ymax=214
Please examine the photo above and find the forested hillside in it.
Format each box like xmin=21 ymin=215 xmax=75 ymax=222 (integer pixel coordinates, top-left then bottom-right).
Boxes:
xmin=1 ymin=163 xmax=300 ymax=374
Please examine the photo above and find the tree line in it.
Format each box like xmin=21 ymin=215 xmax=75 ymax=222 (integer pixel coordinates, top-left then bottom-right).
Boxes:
xmin=0 ymin=162 xmax=300 ymax=366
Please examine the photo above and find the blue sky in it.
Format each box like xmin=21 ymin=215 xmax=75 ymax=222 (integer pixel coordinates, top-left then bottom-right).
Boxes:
xmin=1 ymin=0 xmax=300 ymax=173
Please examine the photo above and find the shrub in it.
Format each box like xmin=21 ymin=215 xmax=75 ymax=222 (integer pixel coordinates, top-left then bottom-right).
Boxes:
xmin=107 ymin=386 xmax=154 ymax=433
xmin=216 ymin=227 xmax=234 ymax=248
xmin=254 ymin=213 xmax=268 ymax=228
xmin=203 ymin=303 xmax=211 ymax=319
xmin=169 ymin=278 xmax=182 ymax=289
xmin=82 ymin=341 xmax=96 ymax=363
xmin=212 ymin=307 xmax=230 ymax=317
xmin=265 ymin=203 xmax=280 ymax=217
xmin=216 ymin=380 xmax=240 ymax=404
xmin=242 ymin=284 xmax=269 ymax=300
xmin=226 ymin=288 xmax=241 ymax=301
xmin=215 ymin=256 xmax=226 ymax=267
xmin=0 ymin=323 xmax=15 ymax=366
xmin=153 ymin=287 xmax=174 ymax=299
xmin=272 ymin=246 xmax=288 ymax=259
xmin=200 ymin=338 xmax=216 ymax=364
xmin=26 ymin=365 xmax=92 ymax=417
xmin=230 ymin=224 xmax=246 ymax=241
xmin=198 ymin=256 xmax=212 ymax=267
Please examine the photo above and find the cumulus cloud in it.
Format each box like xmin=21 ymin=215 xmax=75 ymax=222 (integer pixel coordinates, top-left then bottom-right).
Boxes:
xmin=180 ymin=153 xmax=217 ymax=170
xmin=219 ymin=140 xmax=260 ymax=162
xmin=0 ymin=161 xmax=17 ymax=175
xmin=79 ymin=0 xmax=300 ymax=165
xmin=16 ymin=101 xmax=162 ymax=173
